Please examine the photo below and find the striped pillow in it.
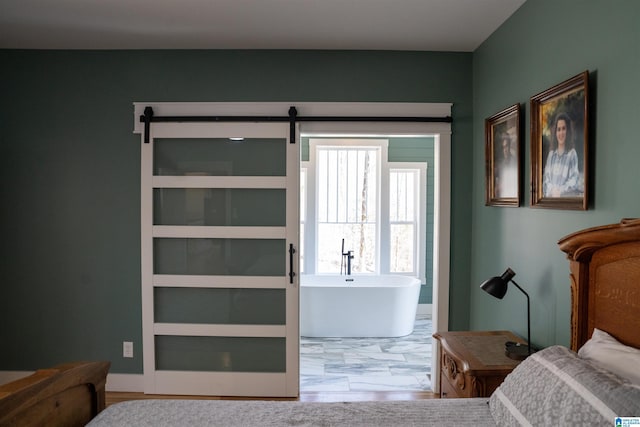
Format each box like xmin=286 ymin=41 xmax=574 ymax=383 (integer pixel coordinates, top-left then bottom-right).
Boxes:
xmin=489 ymin=345 xmax=640 ymax=426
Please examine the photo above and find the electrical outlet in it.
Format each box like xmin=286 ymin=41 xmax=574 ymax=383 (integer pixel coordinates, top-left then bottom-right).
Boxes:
xmin=123 ymin=341 xmax=134 ymax=358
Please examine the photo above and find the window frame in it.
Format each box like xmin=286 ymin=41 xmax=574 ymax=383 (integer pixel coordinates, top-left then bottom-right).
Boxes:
xmin=387 ymin=163 xmax=427 ymax=281
xmin=302 ymin=139 xmax=426 ymax=280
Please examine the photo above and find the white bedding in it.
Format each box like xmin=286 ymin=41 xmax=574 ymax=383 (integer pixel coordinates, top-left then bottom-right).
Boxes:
xmin=91 ymin=345 xmax=640 ymax=427
xmin=88 ymin=397 xmax=495 ymax=427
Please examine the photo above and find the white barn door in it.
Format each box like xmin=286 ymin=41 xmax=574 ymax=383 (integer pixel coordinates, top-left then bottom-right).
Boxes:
xmin=140 ymin=120 xmax=299 ymax=396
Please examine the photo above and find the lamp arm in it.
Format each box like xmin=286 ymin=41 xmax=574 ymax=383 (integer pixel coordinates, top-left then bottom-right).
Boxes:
xmin=510 ymin=279 xmax=531 ymax=355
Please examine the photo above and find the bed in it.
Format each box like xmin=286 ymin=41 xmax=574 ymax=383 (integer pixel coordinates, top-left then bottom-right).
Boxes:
xmin=2 ymin=219 xmax=639 ymax=426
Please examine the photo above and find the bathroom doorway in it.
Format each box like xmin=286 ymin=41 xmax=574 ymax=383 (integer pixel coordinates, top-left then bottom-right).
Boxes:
xmin=298 ymin=127 xmax=445 ymax=393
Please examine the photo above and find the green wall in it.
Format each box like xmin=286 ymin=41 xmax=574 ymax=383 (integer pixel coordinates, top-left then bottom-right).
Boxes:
xmin=0 ymin=50 xmax=472 ymax=373
xmin=471 ymin=0 xmax=640 ymax=348
xmin=5 ymin=2 xmax=634 ymax=375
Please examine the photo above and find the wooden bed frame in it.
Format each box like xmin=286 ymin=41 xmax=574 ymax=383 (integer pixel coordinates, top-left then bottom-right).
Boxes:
xmin=0 ymin=361 xmax=110 ymax=426
xmin=558 ymin=217 xmax=640 ymax=351
xmin=1 ymin=219 xmax=638 ymax=426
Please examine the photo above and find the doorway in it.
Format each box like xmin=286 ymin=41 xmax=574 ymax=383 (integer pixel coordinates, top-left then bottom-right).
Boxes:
xmin=298 ymin=133 xmax=437 ymax=392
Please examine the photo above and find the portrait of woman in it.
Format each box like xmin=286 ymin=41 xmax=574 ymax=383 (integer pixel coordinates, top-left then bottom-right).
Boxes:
xmin=542 ymin=112 xmax=583 ymax=197
xmin=530 ymin=71 xmax=588 ymax=210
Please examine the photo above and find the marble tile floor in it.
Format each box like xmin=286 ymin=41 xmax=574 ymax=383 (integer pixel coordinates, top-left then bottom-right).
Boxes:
xmin=300 ymin=315 xmax=432 ymax=392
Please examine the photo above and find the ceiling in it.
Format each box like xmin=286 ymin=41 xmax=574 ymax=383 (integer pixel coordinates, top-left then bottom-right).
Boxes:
xmin=0 ymin=0 xmax=526 ymax=52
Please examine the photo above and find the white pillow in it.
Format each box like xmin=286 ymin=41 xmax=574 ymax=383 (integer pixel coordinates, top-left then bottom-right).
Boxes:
xmin=578 ymin=328 xmax=640 ymax=385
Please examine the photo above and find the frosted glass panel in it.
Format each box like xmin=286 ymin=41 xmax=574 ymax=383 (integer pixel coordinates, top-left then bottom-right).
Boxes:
xmin=154 ymin=288 xmax=285 ymax=324
xmin=154 ymin=238 xmax=285 ymax=276
xmin=154 ymin=138 xmax=286 ymax=176
xmin=155 ymin=336 xmax=285 ymax=372
xmin=153 ymin=188 xmax=286 ymax=226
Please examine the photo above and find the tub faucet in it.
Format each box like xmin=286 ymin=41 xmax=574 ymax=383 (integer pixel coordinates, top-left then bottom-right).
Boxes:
xmin=341 ymin=239 xmax=355 ymax=275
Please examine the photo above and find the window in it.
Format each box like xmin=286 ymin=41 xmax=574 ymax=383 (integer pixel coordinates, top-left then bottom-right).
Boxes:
xmin=300 ymin=167 xmax=307 ymax=274
xmin=301 ymin=138 xmax=426 ymax=279
xmin=389 ymin=168 xmax=419 ymax=273
xmin=316 ymin=144 xmax=379 ymax=274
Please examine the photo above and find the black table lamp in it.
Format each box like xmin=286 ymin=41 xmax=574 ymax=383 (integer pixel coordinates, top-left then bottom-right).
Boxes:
xmin=480 ymin=268 xmax=531 ymax=360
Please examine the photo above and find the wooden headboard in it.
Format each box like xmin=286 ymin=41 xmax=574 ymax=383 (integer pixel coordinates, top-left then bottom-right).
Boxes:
xmin=0 ymin=361 xmax=110 ymax=427
xmin=558 ymin=218 xmax=640 ymax=352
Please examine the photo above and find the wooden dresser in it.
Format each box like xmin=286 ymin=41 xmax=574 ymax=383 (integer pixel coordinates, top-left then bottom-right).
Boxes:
xmin=432 ymin=330 xmax=526 ymax=398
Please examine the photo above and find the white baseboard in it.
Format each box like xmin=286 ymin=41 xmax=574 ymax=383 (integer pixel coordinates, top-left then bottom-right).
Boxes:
xmin=106 ymin=373 xmax=144 ymax=392
xmin=416 ymin=303 xmax=432 ymax=316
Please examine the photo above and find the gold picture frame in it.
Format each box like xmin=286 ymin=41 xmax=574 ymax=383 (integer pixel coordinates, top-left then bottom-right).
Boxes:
xmin=485 ymin=104 xmax=521 ymax=207
xmin=530 ymin=71 xmax=589 ymax=210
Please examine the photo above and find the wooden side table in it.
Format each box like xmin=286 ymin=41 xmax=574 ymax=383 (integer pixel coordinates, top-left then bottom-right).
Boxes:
xmin=432 ymin=330 xmax=526 ymax=398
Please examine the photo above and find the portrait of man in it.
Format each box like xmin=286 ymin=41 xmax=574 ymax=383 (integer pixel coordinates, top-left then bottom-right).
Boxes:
xmin=485 ymin=104 xmax=520 ymax=207
xmin=494 ymin=128 xmax=518 ymax=199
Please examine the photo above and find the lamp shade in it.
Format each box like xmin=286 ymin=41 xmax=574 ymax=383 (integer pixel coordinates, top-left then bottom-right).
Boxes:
xmin=480 ymin=268 xmax=516 ymax=299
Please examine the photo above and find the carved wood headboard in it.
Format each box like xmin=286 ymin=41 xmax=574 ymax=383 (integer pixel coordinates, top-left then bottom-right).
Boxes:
xmin=558 ymin=218 xmax=640 ymax=351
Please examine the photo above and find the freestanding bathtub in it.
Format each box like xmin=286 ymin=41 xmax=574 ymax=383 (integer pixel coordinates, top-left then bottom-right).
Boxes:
xmin=300 ymin=274 xmax=421 ymax=338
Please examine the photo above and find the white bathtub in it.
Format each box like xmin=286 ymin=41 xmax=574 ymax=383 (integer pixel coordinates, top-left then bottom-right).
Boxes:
xmin=300 ymin=274 xmax=421 ymax=338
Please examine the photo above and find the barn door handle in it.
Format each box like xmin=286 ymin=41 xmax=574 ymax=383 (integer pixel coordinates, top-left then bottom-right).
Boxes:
xmin=289 ymin=243 xmax=296 ymax=284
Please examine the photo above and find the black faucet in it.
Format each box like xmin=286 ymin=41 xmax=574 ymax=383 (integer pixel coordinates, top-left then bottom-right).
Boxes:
xmin=341 ymin=239 xmax=355 ymax=275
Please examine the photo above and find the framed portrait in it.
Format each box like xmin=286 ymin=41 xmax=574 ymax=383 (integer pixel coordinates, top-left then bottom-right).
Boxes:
xmin=485 ymin=104 xmax=521 ymax=207
xmin=530 ymin=71 xmax=589 ymax=210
